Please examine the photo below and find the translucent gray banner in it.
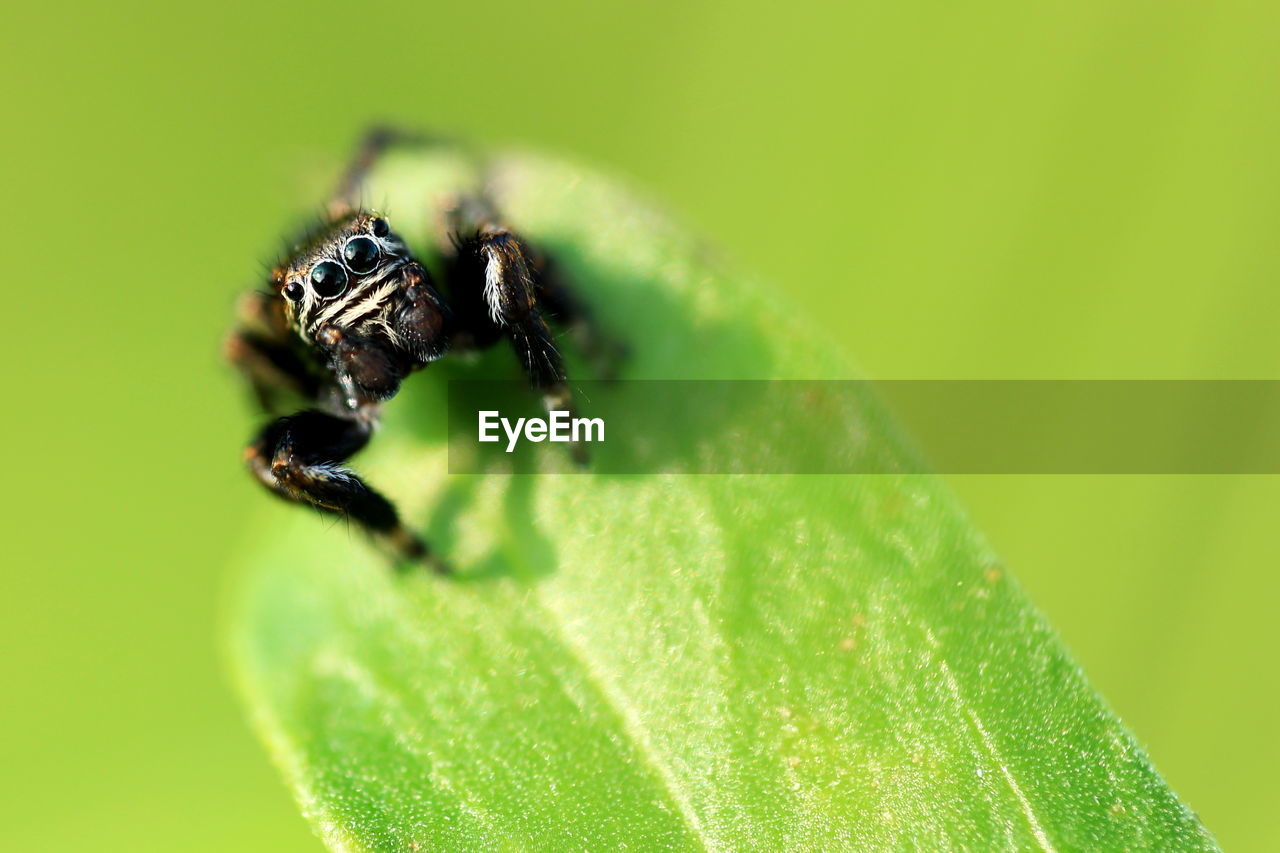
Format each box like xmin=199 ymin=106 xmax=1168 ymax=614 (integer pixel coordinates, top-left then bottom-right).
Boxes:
xmin=446 ymin=381 xmax=1280 ymax=474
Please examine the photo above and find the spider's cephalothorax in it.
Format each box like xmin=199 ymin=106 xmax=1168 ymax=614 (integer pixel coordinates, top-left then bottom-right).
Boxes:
xmin=226 ymin=129 xmax=615 ymax=571
xmin=274 ymin=211 xmax=450 ymax=407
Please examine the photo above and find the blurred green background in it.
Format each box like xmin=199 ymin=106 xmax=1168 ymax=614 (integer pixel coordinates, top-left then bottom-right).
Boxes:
xmin=2 ymin=0 xmax=1277 ymax=849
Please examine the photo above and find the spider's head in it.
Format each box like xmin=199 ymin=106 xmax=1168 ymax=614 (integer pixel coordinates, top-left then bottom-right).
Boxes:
xmin=272 ymin=211 xmax=417 ymax=341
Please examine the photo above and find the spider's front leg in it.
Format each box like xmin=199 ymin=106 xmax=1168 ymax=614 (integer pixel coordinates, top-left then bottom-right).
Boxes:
xmin=243 ymin=406 xmax=445 ymax=573
xmin=442 ymin=199 xmax=588 ymax=453
xmin=228 ymin=292 xmax=443 ymax=572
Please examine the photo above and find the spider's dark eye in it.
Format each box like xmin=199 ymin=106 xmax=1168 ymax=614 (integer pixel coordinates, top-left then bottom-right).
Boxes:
xmin=310 ymin=261 xmax=348 ymax=298
xmin=343 ymin=237 xmax=381 ymax=274
xmin=282 ymin=280 xmax=304 ymax=301
xmin=371 ymin=218 xmax=390 ymax=238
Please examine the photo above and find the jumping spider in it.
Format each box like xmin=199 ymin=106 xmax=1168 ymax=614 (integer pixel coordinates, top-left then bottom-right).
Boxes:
xmin=225 ymin=129 xmax=607 ymax=571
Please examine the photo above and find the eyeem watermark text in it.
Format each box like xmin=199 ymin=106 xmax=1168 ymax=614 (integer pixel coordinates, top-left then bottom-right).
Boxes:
xmin=478 ymin=410 xmax=605 ymax=452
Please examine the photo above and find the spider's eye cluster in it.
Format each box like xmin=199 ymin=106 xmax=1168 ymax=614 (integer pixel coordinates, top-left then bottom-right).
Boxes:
xmin=284 ymin=218 xmax=393 ymax=303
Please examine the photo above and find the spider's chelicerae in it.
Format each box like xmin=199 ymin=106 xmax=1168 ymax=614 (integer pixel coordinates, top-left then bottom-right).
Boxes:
xmin=226 ymin=129 xmax=610 ymax=572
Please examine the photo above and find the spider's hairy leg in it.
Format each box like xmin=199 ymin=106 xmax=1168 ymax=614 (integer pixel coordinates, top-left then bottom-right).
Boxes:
xmin=224 ymin=291 xmax=321 ymax=411
xmin=444 ymin=199 xmax=592 ymax=462
xmin=244 ymin=408 xmax=447 ymax=573
xmin=472 ymin=224 xmax=567 ymax=390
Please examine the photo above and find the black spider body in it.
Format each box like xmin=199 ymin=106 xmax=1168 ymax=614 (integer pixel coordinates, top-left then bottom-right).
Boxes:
xmin=226 ymin=129 xmax=610 ymax=569
xmin=282 ymin=211 xmax=451 ymax=407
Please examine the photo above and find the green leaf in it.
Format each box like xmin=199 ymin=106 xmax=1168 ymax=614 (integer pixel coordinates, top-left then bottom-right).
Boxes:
xmin=228 ymin=148 xmax=1217 ymax=851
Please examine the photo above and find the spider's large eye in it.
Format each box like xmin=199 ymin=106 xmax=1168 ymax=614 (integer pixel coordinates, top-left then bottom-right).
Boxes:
xmin=343 ymin=236 xmax=380 ymax=274
xmin=282 ymin=280 xmax=304 ymax=301
xmin=310 ymin=261 xmax=348 ymax=298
